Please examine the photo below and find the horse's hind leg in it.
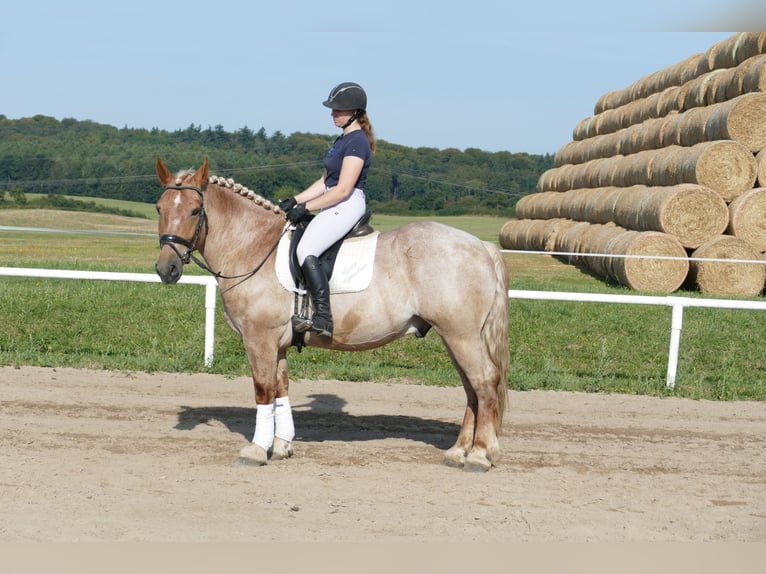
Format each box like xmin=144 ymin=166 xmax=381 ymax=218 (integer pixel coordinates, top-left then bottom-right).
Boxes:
xmin=441 ymin=336 xmax=502 ymax=473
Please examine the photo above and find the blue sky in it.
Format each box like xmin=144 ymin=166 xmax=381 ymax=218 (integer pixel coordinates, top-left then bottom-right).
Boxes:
xmin=2 ymin=1 xmax=764 ymax=155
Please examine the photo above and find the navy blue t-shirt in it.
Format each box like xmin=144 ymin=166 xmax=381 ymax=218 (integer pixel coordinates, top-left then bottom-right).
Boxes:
xmin=323 ymin=130 xmax=372 ymax=190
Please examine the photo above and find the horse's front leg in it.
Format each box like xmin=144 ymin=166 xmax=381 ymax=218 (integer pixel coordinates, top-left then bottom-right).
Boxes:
xmin=237 ymin=345 xmax=294 ymax=466
xmin=271 ymin=350 xmax=294 ymax=460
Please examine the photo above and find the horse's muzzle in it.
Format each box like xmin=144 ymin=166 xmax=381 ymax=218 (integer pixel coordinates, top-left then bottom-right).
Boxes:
xmin=155 ymin=254 xmax=183 ymax=284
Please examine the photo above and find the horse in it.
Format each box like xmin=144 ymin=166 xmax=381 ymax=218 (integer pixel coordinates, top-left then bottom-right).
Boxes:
xmin=154 ymin=157 xmax=510 ymax=472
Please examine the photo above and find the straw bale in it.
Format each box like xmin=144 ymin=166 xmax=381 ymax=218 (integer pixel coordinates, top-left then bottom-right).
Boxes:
xmin=741 ymin=54 xmax=766 ymax=93
xmin=592 ymin=187 xmax=630 ymax=223
xmin=573 ymin=116 xmax=596 ymax=141
xmin=727 ymin=32 xmax=766 ymax=66
xmin=727 ymin=187 xmax=766 ymax=251
xmin=580 ymin=224 xmax=626 ymax=279
xmin=703 ymin=93 xmax=766 ymax=152
xmin=580 ymin=187 xmax=619 ymax=223
xmin=673 ymin=140 xmax=756 ymax=201
xmin=611 ymin=186 xmax=653 ymax=229
xmin=555 ymin=220 xmax=590 ymax=255
xmin=757 ymin=148 xmax=766 ymax=187
xmin=678 ymin=106 xmax=709 ymax=146
xmin=606 ymin=230 xmax=689 ymax=293
xmin=638 ymin=184 xmax=729 ymax=248
xmin=656 ymin=86 xmax=682 ymax=117
xmin=683 ymin=69 xmax=727 ymax=109
xmin=645 ymin=146 xmax=687 ymax=187
xmin=687 ymin=235 xmax=765 ymax=296
xmin=536 ymin=168 xmax=557 ymax=192
xmin=515 ymin=191 xmax=563 ymax=220
xmin=499 ymin=219 xmax=549 ymax=251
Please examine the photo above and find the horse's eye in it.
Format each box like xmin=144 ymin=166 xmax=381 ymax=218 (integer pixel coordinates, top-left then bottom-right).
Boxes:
xmin=191 ymin=208 xmax=201 ymax=217
xmin=155 ymin=205 xmax=161 ymax=214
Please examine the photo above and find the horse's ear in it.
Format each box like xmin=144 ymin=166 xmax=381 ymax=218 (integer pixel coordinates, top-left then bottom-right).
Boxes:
xmin=192 ymin=157 xmax=209 ymax=188
xmin=156 ymin=157 xmax=173 ymax=186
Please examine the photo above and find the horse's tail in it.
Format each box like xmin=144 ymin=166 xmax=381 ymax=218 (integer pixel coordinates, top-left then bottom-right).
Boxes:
xmin=482 ymin=241 xmax=510 ymax=434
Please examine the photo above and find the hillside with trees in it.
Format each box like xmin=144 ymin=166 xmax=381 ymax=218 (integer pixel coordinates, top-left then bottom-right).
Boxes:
xmin=0 ymin=114 xmax=552 ymax=215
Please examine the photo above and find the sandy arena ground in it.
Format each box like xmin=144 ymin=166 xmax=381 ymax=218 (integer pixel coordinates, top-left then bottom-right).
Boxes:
xmin=1 ymin=365 xmax=764 ymax=543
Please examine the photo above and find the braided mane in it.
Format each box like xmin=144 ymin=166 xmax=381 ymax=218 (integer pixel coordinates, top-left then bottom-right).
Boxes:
xmin=208 ymin=174 xmax=281 ymax=213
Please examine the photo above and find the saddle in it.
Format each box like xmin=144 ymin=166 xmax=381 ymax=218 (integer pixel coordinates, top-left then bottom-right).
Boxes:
xmin=288 ymin=210 xmax=375 ymax=350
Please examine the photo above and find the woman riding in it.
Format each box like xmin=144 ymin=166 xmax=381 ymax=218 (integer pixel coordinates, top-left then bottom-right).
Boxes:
xmin=279 ymin=82 xmax=375 ymax=338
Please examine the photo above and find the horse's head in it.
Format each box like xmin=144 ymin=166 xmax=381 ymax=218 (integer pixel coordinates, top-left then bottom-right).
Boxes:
xmin=155 ymin=157 xmax=210 ymax=284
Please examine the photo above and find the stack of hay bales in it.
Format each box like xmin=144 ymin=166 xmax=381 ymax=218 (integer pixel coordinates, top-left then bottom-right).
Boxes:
xmin=500 ymin=32 xmax=766 ymax=295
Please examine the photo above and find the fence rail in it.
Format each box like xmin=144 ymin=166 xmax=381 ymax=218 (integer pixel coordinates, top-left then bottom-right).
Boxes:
xmin=0 ymin=267 xmax=218 ymax=367
xmin=3 ymin=266 xmax=766 ymax=388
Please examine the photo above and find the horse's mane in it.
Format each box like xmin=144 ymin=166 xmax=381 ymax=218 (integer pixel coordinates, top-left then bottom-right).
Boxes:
xmin=174 ymin=169 xmax=281 ymax=214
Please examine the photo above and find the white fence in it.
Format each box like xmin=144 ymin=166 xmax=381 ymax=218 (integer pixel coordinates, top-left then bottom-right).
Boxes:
xmin=3 ymin=266 xmax=766 ymax=388
xmin=0 ymin=267 xmax=218 ymax=367
xmin=507 ymin=289 xmax=766 ymax=388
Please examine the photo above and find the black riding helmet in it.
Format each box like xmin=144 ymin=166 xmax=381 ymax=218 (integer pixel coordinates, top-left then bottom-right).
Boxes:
xmin=323 ymin=82 xmax=367 ymax=112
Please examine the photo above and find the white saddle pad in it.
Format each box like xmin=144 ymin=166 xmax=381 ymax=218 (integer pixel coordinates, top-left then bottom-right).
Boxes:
xmin=276 ymin=229 xmax=379 ymax=294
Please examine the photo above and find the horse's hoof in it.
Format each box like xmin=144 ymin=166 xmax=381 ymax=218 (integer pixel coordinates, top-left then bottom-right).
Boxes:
xmin=236 ymin=443 xmax=268 ymax=466
xmin=271 ymin=437 xmax=294 ymax=460
xmin=443 ymin=447 xmax=466 ymax=469
xmin=463 ymin=451 xmax=492 ymax=473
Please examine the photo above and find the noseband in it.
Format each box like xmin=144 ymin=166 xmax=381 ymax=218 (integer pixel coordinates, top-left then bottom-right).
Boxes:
xmin=159 ymin=184 xmax=207 ymax=264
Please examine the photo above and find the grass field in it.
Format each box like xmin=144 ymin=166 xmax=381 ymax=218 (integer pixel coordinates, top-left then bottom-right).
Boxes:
xmin=1 ymin=204 xmax=764 ymax=401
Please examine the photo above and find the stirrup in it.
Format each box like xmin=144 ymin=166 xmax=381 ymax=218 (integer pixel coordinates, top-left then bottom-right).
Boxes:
xmin=292 ymin=315 xmax=312 ymax=333
xmin=308 ymin=316 xmax=333 ymax=338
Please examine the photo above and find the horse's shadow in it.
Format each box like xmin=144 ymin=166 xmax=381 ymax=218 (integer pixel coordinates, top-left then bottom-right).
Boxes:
xmin=175 ymin=393 xmax=459 ymax=450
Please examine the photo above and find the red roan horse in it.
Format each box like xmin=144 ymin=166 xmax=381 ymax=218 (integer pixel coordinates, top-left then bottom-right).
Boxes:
xmin=154 ymin=158 xmax=509 ymax=472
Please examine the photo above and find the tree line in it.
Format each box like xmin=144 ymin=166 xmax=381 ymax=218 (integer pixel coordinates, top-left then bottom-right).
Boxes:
xmin=0 ymin=114 xmax=553 ymax=215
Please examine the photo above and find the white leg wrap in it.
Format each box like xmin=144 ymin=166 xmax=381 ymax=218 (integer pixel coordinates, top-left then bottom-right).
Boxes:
xmin=274 ymin=396 xmax=295 ymax=442
xmin=252 ymin=403 xmax=275 ymax=451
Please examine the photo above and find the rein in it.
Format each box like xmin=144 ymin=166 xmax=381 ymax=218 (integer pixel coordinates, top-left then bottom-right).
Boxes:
xmin=159 ymin=183 xmax=287 ymax=284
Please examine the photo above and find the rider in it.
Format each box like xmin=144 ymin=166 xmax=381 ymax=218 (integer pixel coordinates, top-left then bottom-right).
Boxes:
xmin=279 ymin=82 xmax=375 ymax=338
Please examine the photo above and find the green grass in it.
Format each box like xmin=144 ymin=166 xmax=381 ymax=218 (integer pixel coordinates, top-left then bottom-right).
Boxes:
xmin=1 ymin=205 xmax=765 ymax=401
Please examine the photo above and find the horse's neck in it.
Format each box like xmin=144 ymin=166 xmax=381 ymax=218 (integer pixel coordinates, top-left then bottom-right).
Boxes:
xmin=201 ymin=185 xmax=284 ymax=271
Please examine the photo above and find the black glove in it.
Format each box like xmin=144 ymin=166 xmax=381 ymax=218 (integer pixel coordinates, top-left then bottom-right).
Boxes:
xmin=278 ymin=197 xmax=297 ymax=212
xmin=286 ymin=203 xmax=310 ymax=224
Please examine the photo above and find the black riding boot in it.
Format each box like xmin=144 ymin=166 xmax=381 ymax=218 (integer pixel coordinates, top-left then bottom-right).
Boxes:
xmin=300 ymin=255 xmax=333 ymax=338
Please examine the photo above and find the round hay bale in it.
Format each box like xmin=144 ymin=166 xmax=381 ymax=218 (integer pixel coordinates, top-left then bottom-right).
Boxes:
xmin=557 ymin=220 xmax=591 ymax=255
xmin=656 ymin=86 xmax=682 ymax=117
xmin=727 ymin=188 xmax=766 ymax=252
xmin=756 ymin=148 xmax=766 ymax=187
xmin=606 ymin=231 xmax=689 ymax=293
xmin=516 ymin=192 xmax=563 ymax=220
xmin=661 ymin=53 xmax=705 ymax=87
xmin=649 ymin=145 xmax=689 ymax=187
xmin=687 ymin=235 xmax=765 ymax=296
xmin=704 ymin=92 xmax=766 ymax=152
xmin=678 ymin=106 xmax=709 ymax=146
xmin=730 ymin=32 xmax=766 ymax=65
xmin=673 ymin=140 xmax=757 ymax=202
xmin=683 ymin=69 xmax=726 ymax=110
xmin=573 ymin=116 xmax=597 ymax=141
xmin=592 ymin=187 xmax=629 ymax=223
xmin=580 ymin=224 xmax=626 ymax=280
xmin=581 ymin=187 xmax=620 ymax=223
xmin=638 ymin=184 xmax=729 ymax=248
xmin=612 ymin=185 xmax=653 ymax=229
xmin=741 ymin=54 xmax=766 ymax=95
xmin=499 ymin=219 xmax=541 ymax=250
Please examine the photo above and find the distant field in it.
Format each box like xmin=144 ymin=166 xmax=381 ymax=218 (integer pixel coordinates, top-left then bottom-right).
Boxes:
xmin=1 ymin=203 xmax=764 ymax=401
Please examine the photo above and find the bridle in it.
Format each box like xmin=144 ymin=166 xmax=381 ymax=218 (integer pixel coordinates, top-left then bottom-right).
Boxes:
xmin=158 ymin=183 xmax=287 ymax=285
xmin=158 ymin=184 xmax=208 ymax=265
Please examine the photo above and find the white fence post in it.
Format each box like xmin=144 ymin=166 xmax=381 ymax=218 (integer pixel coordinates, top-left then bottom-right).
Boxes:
xmin=666 ymin=304 xmax=685 ymax=389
